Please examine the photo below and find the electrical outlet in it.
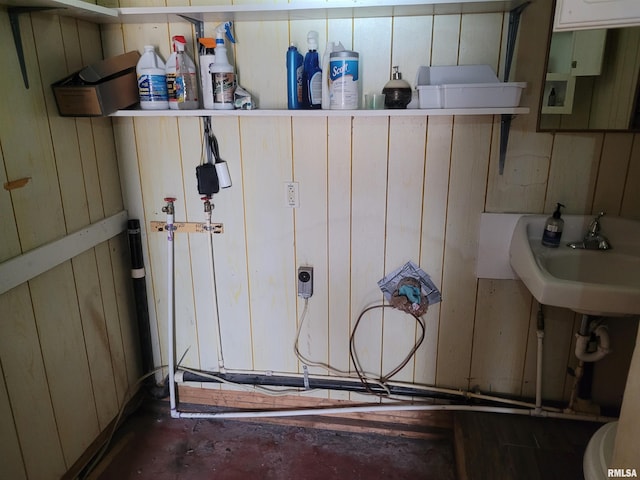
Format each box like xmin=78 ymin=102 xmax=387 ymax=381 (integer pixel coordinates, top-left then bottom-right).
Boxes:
xmin=285 ymin=182 xmax=299 ymax=208
xmin=297 ymin=266 xmax=313 ymax=298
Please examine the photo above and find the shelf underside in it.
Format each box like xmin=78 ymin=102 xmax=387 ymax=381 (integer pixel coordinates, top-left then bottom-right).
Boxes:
xmin=0 ymin=0 xmax=529 ymax=23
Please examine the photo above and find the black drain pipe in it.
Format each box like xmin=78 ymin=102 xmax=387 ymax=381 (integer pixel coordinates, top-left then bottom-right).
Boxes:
xmin=127 ymin=219 xmax=168 ymax=398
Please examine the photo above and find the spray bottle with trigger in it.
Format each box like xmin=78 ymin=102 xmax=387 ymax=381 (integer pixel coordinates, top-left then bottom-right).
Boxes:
xmin=210 ymin=21 xmax=237 ymax=110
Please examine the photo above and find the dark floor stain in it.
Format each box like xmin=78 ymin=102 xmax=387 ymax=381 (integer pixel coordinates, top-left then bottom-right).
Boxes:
xmin=95 ymin=401 xmax=456 ymax=480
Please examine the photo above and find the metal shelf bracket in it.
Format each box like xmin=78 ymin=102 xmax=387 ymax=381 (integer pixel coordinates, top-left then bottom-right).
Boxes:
xmin=499 ymin=1 xmax=530 ymax=175
xmin=9 ymin=7 xmax=58 ymax=89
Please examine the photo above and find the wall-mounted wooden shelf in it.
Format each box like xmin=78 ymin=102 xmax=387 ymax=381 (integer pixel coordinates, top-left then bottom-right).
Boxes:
xmin=111 ymin=107 xmax=529 ymax=118
xmin=0 ymin=0 xmax=116 ymax=21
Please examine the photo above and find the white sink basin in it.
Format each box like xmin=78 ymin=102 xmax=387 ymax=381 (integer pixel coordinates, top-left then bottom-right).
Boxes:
xmin=509 ymin=215 xmax=640 ymax=317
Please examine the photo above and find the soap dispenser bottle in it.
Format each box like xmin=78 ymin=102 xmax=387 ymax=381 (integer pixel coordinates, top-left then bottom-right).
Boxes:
xmin=542 ymin=203 xmax=565 ymax=247
xmin=382 ymin=66 xmax=412 ymax=109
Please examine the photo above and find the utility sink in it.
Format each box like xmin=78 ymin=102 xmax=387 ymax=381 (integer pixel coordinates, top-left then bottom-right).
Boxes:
xmin=509 ymin=215 xmax=640 ymax=317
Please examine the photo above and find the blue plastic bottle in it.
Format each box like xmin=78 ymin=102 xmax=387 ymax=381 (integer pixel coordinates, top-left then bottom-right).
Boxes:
xmin=302 ymin=31 xmax=322 ymax=109
xmin=286 ymin=45 xmax=304 ymax=109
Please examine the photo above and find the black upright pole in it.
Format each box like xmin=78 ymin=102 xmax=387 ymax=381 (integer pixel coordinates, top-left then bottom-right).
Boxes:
xmin=127 ymin=219 xmax=155 ymax=387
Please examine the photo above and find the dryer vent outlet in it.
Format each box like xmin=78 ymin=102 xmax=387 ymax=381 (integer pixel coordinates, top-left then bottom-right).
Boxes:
xmin=297 ymin=266 xmax=313 ymax=298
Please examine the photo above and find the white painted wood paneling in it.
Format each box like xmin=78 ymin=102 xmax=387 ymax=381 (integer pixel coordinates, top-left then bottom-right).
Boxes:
xmin=436 ymin=115 xmax=493 ymax=389
xmin=391 ymin=15 xmax=433 ymax=91
xmin=355 ymin=17 xmax=392 ymax=106
xmin=29 ymin=263 xmax=101 ymax=466
xmin=382 ymin=116 xmax=427 ymax=383
xmin=326 ymin=116 xmax=353 ymax=400
xmin=485 ymin=129 xmax=553 ymax=213
xmin=0 ymin=361 xmax=27 ymax=480
xmin=621 ymin=135 xmax=640 ymax=221
xmin=209 ymin=117 xmax=254 ymax=371
xmin=292 ymin=116 xmax=329 ymax=378
xmin=0 ymin=13 xmax=64 ymax=251
xmin=459 ymin=13 xmax=503 ymax=69
xmin=72 ymin=249 xmax=120 ymax=429
xmin=349 ymin=116 xmax=389 ymax=393
xmin=432 ymin=14 xmax=461 ymax=65
xmin=179 ymin=117 xmax=222 ymax=375
xmin=135 ymin=116 xmax=201 ymax=370
xmin=592 ymin=133 xmax=634 ymax=216
xmin=471 ymin=279 xmax=532 ymax=394
xmin=415 ymin=115 xmax=453 ymax=386
xmin=80 ymin=3 xmax=640 ymax=410
xmin=0 ymin=9 xmax=138 ymax=478
xmin=0 ymin=155 xmax=21 ymax=264
xmin=235 ymin=19 xmax=290 ymax=109
xmin=545 ymin=133 xmax=603 ymax=214
xmin=5 ymin=6 xmax=640 ymax=477
xmin=241 ymin=116 xmax=297 ymax=372
xmin=95 ymin=240 xmax=129 ymax=405
xmin=0 ymin=285 xmax=67 ymax=479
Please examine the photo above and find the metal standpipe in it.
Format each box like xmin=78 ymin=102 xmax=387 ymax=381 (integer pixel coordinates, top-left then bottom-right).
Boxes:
xmin=202 ymin=196 xmax=226 ymax=372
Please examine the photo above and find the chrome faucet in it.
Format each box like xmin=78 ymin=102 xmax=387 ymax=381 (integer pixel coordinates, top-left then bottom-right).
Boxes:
xmin=567 ymin=212 xmax=612 ymax=250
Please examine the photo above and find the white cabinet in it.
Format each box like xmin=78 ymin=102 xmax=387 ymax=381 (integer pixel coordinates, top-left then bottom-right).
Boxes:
xmin=569 ymin=29 xmax=607 ymax=76
xmin=542 ymin=29 xmax=606 ymax=114
xmin=548 ymin=29 xmax=607 ymax=76
xmin=554 ymin=0 xmax=640 ymax=32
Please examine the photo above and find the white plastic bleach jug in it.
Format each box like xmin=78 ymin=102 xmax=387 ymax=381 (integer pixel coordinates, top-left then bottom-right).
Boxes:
xmin=136 ymin=45 xmax=169 ymax=110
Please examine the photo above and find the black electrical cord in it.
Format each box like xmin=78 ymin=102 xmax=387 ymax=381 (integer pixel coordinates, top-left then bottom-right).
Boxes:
xmin=349 ymin=304 xmax=426 ymax=396
xmin=210 ymin=129 xmax=220 ymax=162
xmin=202 ymin=116 xmax=221 ymax=163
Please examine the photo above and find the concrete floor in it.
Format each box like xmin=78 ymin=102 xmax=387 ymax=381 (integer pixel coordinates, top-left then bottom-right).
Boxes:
xmin=90 ymin=401 xmax=456 ymax=480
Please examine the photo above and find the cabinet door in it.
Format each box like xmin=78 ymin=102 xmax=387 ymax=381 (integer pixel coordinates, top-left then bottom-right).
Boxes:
xmin=571 ymin=29 xmax=607 ymax=76
xmin=555 ymin=0 xmax=640 ymax=31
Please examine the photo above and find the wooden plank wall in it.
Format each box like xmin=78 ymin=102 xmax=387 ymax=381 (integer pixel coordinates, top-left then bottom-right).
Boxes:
xmin=100 ymin=0 xmax=639 ymax=409
xmin=2 ymin=0 xmax=640 ymax=477
xmin=0 ymin=9 xmax=139 ymax=479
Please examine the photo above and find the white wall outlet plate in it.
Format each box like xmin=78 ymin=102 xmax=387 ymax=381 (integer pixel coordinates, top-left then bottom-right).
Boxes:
xmin=285 ymin=181 xmax=299 ymax=208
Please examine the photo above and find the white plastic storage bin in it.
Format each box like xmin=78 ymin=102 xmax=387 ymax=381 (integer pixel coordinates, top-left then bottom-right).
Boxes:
xmin=416 ymin=65 xmax=526 ymax=109
xmin=417 ymin=85 xmax=442 ymax=108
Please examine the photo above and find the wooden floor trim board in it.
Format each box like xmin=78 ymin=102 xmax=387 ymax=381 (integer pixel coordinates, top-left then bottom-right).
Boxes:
xmin=176 ymin=385 xmax=453 ymax=439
